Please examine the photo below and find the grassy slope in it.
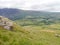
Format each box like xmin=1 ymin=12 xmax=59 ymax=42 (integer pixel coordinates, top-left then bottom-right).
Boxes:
xmin=0 ymin=21 xmax=60 ymax=45
xmin=0 ymin=23 xmax=34 ymax=45
xmin=23 ymin=25 xmax=60 ymax=45
xmin=0 ymin=8 xmax=60 ymax=45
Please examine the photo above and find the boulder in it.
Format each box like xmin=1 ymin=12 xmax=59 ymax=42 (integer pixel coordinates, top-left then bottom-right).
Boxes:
xmin=0 ymin=16 xmax=13 ymax=30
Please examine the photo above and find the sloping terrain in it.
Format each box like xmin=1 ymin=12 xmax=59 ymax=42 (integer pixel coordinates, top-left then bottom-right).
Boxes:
xmin=1 ymin=23 xmax=60 ymax=45
xmin=0 ymin=16 xmax=33 ymax=45
xmin=0 ymin=9 xmax=60 ymax=45
xmin=0 ymin=17 xmax=60 ymax=45
xmin=23 ymin=25 xmax=60 ymax=45
xmin=0 ymin=8 xmax=60 ymax=21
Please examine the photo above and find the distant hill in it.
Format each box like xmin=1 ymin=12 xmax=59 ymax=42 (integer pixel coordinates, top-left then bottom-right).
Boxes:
xmin=0 ymin=8 xmax=60 ymax=20
xmin=0 ymin=8 xmax=60 ymax=26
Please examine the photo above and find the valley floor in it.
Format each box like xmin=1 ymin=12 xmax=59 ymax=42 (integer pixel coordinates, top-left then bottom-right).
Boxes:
xmin=23 ymin=26 xmax=60 ymax=45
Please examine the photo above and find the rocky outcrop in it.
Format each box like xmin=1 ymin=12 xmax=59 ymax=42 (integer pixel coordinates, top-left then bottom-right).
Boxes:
xmin=0 ymin=16 xmax=13 ymax=30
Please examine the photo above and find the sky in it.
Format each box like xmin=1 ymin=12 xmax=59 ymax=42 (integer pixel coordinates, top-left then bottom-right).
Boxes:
xmin=0 ymin=0 xmax=60 ymax=12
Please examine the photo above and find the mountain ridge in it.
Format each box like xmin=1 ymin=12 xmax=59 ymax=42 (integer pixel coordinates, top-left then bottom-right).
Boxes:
xmin=0 ymin=8 xmax=60 ymax=20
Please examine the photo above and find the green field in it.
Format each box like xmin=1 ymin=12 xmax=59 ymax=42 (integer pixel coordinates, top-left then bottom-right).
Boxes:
xmin=23 ymin=25 xmax=60 ymax=45
xmin=13 ymin=18 xmax=60 ymax=45
xmin=0 ymin=22 xmax=60 ymax=45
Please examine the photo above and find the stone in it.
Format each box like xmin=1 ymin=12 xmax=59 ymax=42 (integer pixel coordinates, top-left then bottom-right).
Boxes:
xmin=0 ymin=16 xmax=13 ymax=30
xmin=4 ymin=26 xmax=11 ymax=30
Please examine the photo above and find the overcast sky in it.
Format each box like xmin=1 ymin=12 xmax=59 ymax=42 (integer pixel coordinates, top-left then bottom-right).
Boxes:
xmin=0 ymin=0 xmax=60 ymax=12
